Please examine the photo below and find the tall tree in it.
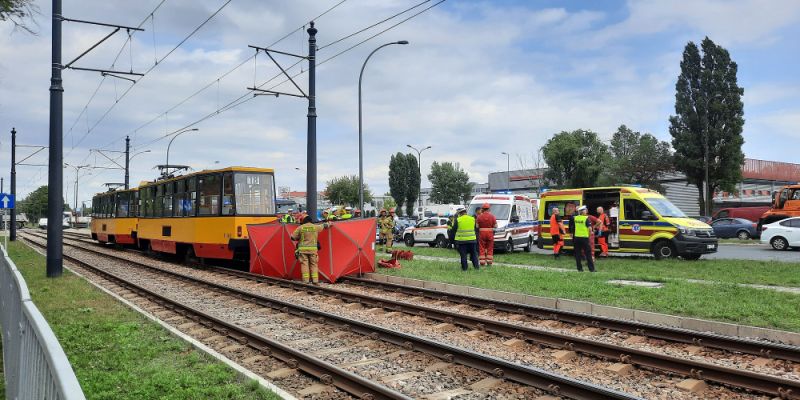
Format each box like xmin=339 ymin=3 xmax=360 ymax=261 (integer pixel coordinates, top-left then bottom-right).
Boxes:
xmin=427 ymin=162 xmax=472 ymax=204
xmin=541 ymin=129 xmax=608 ymax=188
xmin=1 ymin=0 xmax=38 ymax=33
xmin=669 ymin=37 xmax=745 ymax=215
xmin=388 ymin=153 xmax=407 ymax=214
xmin=324 ymin=175 xmax=372 ymax=206
xmin=19 ymin=185 xmax=69 ymax=222
xmin=405 ymin=154 xmax=420 ymax=217
xmin=609 ymin=125 xmax=673 ymax=192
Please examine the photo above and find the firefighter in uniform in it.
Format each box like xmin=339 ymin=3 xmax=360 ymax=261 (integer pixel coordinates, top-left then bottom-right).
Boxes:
xmin=453 ymin=206 xmax=480 ymax=270
xmin=341 ymin=207 xmax=353 ymax=220
xmin=378 ymin=209 xmax=395 ymax=253
xmin=596 ymin=206 xmax=610 ymax=257
xmin=290 ymin=215 xmax=330 ymax=284
xmin=476 ymin=203 xmax=497 ymax=265
xmin=281 ymin=209 xmax=296 ymax=224
xmin=569 ymin=206 xmax=596 ymax=272
xmin=550 ymin=206 xmax=565 ymax=258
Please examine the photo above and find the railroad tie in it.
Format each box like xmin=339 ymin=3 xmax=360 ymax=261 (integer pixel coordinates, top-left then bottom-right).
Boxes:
xmin=423 ymin=388 xmax=472 ymax=400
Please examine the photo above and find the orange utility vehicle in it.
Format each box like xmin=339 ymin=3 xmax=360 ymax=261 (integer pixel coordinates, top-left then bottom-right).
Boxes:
xmin=758 ymin=184 xmax=800 ymax=231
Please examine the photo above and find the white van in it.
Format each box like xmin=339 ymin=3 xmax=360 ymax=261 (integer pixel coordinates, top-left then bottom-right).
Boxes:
xmin=467 ymin=194 xmax=538 ymax=252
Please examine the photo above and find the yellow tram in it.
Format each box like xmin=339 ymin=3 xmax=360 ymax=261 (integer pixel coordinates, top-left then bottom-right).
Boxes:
xmin=91 ymin=166 xmax=278 ymax=261
xmin=91 ymin=188 xmax=139 ymax=245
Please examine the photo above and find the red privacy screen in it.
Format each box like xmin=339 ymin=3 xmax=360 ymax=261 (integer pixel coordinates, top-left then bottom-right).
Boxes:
xmin=248 ymin=218 xmax=377 ymax=283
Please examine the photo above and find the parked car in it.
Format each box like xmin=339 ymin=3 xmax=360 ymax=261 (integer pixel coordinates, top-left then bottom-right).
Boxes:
xmin=712 ymin=206 xmax=770 ymax=222
xmin=760 ymin=217 xmax=800 ymax=250
xmin=710 ymin=218 xmax=759 ymax=240
xmin=38 ymin=218 xmax=48 ymax=229
xmin=402 ymin=217 xmax=450 ymax=248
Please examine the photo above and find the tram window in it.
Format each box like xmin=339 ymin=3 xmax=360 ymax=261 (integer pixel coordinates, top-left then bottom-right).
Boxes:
xmin=234 ymin=172 xmax=275 ymax=215
xmin=163 ymin=186 xmax=173 ymax=217
xmin=154 ymin=184 xmax=164 ymax=217
xmin=132 ymin=191 xmax=139 ymax=217
xmin=198 ymin=174 xmax=220 ymax=216
xmin=187 ymin=177 xmax=197 ymax=217
xmin=117 ymin=192 xmax=129 ymax=218
xmin=222 ymin=172 xmax=235 ymax=216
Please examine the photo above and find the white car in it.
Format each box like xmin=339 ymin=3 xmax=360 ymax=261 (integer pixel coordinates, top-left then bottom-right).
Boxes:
xmin=760 ymin=217 xmax=800 ymax=250
xmin=403 ymin=217 xmax=451 ymax=248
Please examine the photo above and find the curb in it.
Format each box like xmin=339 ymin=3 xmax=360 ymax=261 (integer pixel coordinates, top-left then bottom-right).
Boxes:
xmin=23 ymin=242 xmax=297 ymax=400
xmin=364 ymin=273 xmax=800 ymax=346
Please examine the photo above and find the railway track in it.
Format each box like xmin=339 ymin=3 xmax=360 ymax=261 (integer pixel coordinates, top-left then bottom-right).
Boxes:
xmin=34 ymin=230 xmax=800 ymax=399
xmin=24 ymin=232 xmax=638 ymax=400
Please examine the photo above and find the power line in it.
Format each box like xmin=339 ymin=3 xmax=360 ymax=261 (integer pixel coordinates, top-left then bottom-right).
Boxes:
xmin=317 ymin=0 xmax=430 ymax=51
xmin=64 ymin=0 xmax=168 ymax=150
xmin=68 ymin=0 xmax=233 ymax=154
xmin=99 ymin=0 xmax=349 ymax=152
xmin=136 ymin=0 xmax=444 ymax=151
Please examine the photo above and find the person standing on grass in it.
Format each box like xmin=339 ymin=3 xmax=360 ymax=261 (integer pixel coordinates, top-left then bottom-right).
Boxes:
xmin=476 ymin=203 xmax=497 ymax=266
xmin=569 ymin=205 xmax=596 ymax=272
xmin=452 ymin=206 xmax=480 ymax=271
xmin=596 ymin=206 xmax=610 ymax=257
xmin=549 ymin=206 xmax=565 ymax=259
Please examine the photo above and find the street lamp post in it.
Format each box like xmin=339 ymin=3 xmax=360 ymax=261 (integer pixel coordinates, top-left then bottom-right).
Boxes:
xmin=64 ymin=163 xmax=90 ymax=226
xmin=359 ymin=40 xmax=409 ymax=217
xmin=407 ymin=144 xmax=431 ymax=217
xmin=165 ymin=128 xmax=199 ymax=176
xmin=501 ymin=152 xmax=510 ymax=192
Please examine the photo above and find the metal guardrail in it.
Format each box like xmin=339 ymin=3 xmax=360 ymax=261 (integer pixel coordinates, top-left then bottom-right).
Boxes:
xmin=0 ymin=244 xmax=85 ymax=400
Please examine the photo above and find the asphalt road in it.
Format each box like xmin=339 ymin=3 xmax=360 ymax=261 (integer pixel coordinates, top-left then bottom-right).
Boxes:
xmin=526 ymin=242 xmax=799 ymax=262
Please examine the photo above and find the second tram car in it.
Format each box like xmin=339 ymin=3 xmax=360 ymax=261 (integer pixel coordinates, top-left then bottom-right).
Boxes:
xmin=91 ymin=188 xmax=139 ymax=245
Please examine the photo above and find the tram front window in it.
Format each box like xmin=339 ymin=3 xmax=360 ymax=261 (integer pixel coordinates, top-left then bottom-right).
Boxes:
xmin=234 ymin=173 xmax=275 ymax=215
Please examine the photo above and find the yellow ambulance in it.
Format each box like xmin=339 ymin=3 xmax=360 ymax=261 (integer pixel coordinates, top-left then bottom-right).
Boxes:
xmin=537 ymin=186 xmax=718 ymax=260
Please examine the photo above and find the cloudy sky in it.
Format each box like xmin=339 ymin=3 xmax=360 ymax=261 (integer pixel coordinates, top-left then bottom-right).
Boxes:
xmin=1 ymin=0 xmax=799 ymax=207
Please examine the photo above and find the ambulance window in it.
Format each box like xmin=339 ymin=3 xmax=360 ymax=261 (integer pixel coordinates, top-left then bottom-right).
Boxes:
xmin=624 ymin=199 xmax=651 ymax=220
xmin=544 ymin=202 xmax=566 ymax=219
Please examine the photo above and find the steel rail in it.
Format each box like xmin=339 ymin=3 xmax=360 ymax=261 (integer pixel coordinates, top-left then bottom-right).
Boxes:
xmin=341 ymin=276 xmax=800 ymax=363
xmin=41 ymin=233 xmax=800 ymax=398
xmin=27 ymin=233 xmax=638 ymax=400
xmin=22 ymin=237 xmax=410 ymax=400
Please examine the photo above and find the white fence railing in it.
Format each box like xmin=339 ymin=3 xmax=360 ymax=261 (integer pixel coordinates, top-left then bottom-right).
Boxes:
xmin=1 ymin=244 xmax=85 ymax=400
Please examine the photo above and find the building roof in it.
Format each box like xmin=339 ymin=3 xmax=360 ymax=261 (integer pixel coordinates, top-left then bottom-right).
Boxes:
xmin=742 ymin=158 xmax=800 ymax=182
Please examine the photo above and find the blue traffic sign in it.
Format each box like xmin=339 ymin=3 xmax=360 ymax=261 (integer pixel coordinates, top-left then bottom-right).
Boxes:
xmin=0 ymin=193 xmax=15 ymax=209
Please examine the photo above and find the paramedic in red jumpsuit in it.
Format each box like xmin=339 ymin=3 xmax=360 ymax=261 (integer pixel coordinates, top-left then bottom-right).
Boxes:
xmin=476 ymin=203 xmax=497 ymax=266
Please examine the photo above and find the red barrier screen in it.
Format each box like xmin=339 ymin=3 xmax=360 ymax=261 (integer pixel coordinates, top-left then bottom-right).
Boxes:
xmin=248 ymin=218 xmax=377 ymax=283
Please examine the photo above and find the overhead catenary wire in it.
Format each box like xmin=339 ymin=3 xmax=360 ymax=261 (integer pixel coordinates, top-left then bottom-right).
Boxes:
xmin=133 ymin=0 xmax=445 ymax=151
xmin=97 ymin=0 xmax=349 ymax=152
xmin=64 ymin=0 xmax=169 ymax=153
xmin=317 ymin=0 xmax=431 ymax=51
xmin=69 ymin=0 xmax=233 ymax=154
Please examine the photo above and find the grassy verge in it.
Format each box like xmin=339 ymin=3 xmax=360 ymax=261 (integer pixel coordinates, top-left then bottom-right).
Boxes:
xmin=401 ymin=246 xmax=800 ymax=287
xmin=6 ymin=242 xmax=280 ymax=400
xmin=379 ymin=257 xmax=800 ymax=332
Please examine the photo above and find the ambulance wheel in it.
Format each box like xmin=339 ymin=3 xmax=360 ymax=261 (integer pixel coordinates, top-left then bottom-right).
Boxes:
xmin=404 ymin=234 xmax=415 ymax=247
xmin=652 ymin=241 xmax=676 ymax=260
xmin=504 ymin=239 xmax=514 ymax=253
xmin=523 ymin=236 xmax=533 ymax=252
xmin=434 ymin=235 xmax=449 ymax=248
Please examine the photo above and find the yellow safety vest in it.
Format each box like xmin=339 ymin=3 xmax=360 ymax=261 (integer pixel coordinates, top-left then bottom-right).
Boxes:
xmin=574 ymin=215 xmax=589 ymax=238
xmin=455 ymin=215 xmax=477 ymax=242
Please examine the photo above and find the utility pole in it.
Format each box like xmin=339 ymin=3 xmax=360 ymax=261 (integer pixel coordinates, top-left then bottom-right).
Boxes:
xmin=47 ymin=0 xmax=64 ymax=277
xmin=124 ymin=136 xmax=130 ymax=189
xmin=10 ymin=128 xmax=16 ymax=241
xmin=247 ymin=22 xmax=318 ymax=219
xmin=306 ymin=22 xmax=318 ymax=220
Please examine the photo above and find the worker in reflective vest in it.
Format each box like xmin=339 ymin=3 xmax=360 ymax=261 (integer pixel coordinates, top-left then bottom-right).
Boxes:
xmin=290 ymin=215 xmax=330 ymax=284
xmin=549 ymin=206 xmax=565 ymax=258
xmin=281 ymin=210 xmax=296 ymax=224
xmin=453 ymin=206 xmax=480 ymax=270
xmin=476 ymin=203 xmax=497 ymax=265
xmin=596 ymin=206 xmax=610 ymax=257
xmin=340 ymin=207 xmax=353 ymax=220
xmin=569 ymin=206 xmax=596 ymax=272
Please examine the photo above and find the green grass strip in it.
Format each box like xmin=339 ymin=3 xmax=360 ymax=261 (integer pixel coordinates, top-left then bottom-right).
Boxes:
xmin=405 ymin=246 xmax=800 ymax=287
xmin=5 ymin=242 xmax=281 ymax=400
xmin=379 ymin=255 xmax=800 ymax=332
